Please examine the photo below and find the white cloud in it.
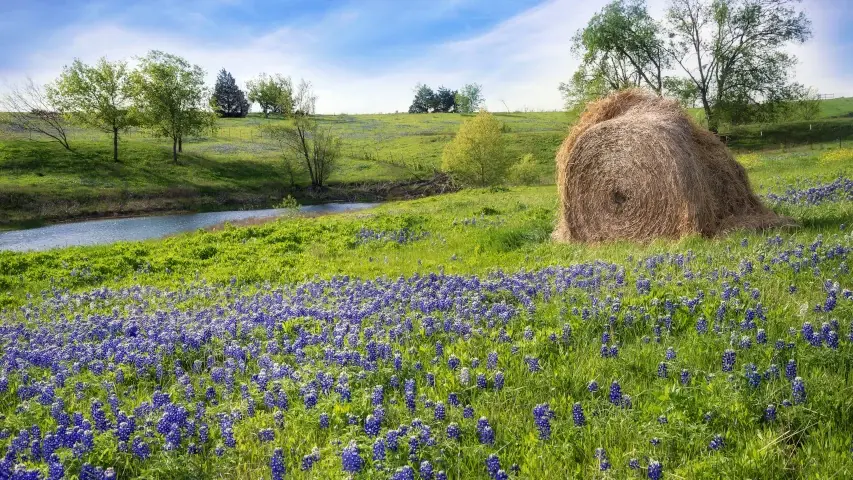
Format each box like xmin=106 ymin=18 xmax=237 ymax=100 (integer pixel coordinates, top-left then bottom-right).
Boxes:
xmin=1 ymin=0 xmax=850 ymax=114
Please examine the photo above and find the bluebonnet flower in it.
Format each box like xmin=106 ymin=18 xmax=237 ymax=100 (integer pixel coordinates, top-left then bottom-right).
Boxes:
xmin=364 ymin=414 xmax=381 ymax=437
xmin=392 ymin=466 xmax=415 ymax=480
xmin=132 ymin=436 xmax=150 ymax=460
xmin=785 ymin=359 xmax=797 ymax=380
xmin=319 ymin=413 xmax=330 ymax=429
xmin=258 ymin=428 xmax=274 ymax=442
xmin=420 ymin=460 xmax=434 ymax=480
xmin=609 ymin=381 xmax=622 ymax=405
xmin=658 ymin=415 xmax=668 ymax=424
xmin=477 ymin=374 xmax=487 ymax=389
xmin=532 ymin=403 xmax=553 ymax=440
xmin=765 ymin=404 xmax=777 ymax=421
xmin=648 ymin=460 xmax=663 ymax=480
xmin=341 ymin=440 xmax=364 ymax=474
xmin=722 ymin=349 xmax=736 ymax=372
xmin=658 ymin=362 xmax=668 ymax=379
xmin=756 ymin=329 xmax=767 ymax=344
xmin=486 ymin=453 xmax=501 ymax=478
xmin=435 ymin=402 xmax=446 ymax=421
xmin=448 ymin=355 xmax=460 ymax=370
xmin=271 ymin=448 xmax=286 ymax=480
xmin=372 ymin=437 xmax=386 ymax=462
xmin=629 ymin=458 xmax=640 ymax=469
xmin=494 ymin=371 xmax=505 ymax=391
xmin=595 ymin=448 xmax=611 ymax=471
xmin=650 ymin=437 xmax=660 ymax=446
xmin=709 ymin=434 xmax=724 ymax=450
xmin=463 ymin=405 xmax=474 ymax=418
xmin=665 ymin=347 xmax=676 ymax=360
xmin=680 ymin=369 xmax=690 ymax=385
xmin=588 ymin=380 xmax=599 ymax=393
xmin=525 ymin=356 xmax=541 ymax=373
xmin=447 ymin=423 xmax=460 ymax=440
xmin=487 ymin=351 xmax=498 ymax=369
xmin=572 ymin=402 xmax=586 ymax=426
xmin=386 ymin=430 xmax=400 ymax=452
xmin=793 ymin=377 xmax=807 ymax=404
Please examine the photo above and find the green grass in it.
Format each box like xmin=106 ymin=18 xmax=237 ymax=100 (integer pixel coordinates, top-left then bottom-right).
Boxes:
xmin=2 ymin=99 xmax=853 ymax=227
xmin=2 ymin=146 xmax=853 ymax=478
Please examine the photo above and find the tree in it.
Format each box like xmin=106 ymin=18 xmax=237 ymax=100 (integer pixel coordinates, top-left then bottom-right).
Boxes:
xmin=441 ymin=111 xmax=509 ymax=186
xmin=0 ymin=79 xmax=71 ymax=151
xmin=50 ymin=58 xmax=135 ymax=161
xmin=434 ymin=86 xmax=457 ymax=113
xmin=408 ymin=84 xmax=436 ymax=113
xmin=665 ymin=0 xmax=812 ymax=131
xmin=129 ymin=51 xmax=217 ymax=163
xmin=563 ymin=0 xmax=668 ymax=111
xmin=292 ymin=79 xmax=317 ymax=116
xmin=212 ymin=68 xmax=249 ymax=118
xmin=246 ymin=73 xmax=292 ymax=117
xmin=455 ymin=83 xmax=484 ymax=113
xmin=261 ymin=117 xmax=341 ymax=187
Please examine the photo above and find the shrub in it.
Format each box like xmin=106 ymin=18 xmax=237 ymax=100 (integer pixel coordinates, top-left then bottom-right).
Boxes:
xmin=441 ymin=111 xmax=509 ymax=186
xmin=509 ymin=153 xmax=540 ymax=185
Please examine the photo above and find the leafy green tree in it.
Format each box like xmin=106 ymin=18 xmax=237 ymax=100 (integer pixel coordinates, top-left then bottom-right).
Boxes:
xmin=455 ymin=83 xmax=484 ymax=113
xmin=434 ymin=86 xmax=457 ymax=113
xmin=441 ymin=111 xmax=509 ymax=186
xmin=261 ymin=117 xmax=341 ymax=187
xmin=408 ymin=84 xmax=436 ymax=113
xmin=666 ymin=0 xmax=812 ymax=131
xmin=563 ymin=0 xmax=667 ymax=111
xmin=246 ymin=73 xmax=292 ymax=117
xmin=50 ymin=58 xmax=135 ymax=161
xmin=212 ymin=68 xmax=249 ymax=118
xmin=129 ymin=51 xmax=217 ymax=163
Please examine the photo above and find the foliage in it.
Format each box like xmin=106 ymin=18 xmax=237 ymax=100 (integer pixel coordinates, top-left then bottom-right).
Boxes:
xmin=441 ymin=111 xmax=509 ymax=186
xmin=246 ymin=73 xmax=293 ymax=118
xmin=408 ymin=84 xmax=436 ymax=114
xmin=509 ymin=153 xmax=541 ymax=185
xmin=434 ymin=86 xmax=458 ymax=113
xmin=292 ymin=79 xmax=317 ymax=116
xmin=455 ymin=83 xmax=484 ymax=114
xmin=274 ymin=194 xmax=300 ymax=209
xmin=212 ymin=68 xmax=249 ymax=118
xmin=51 ymin=57 xmax=136 ymax=161
xmin=129 ymin=51 xmax=217 ymax=163
xmin=0 ymin=79 xmax=72 ymax=150
xmin=666 ymin=0 xmax=812 ymax=131
xmin=261 ymin=116 xmax=342 ymax=187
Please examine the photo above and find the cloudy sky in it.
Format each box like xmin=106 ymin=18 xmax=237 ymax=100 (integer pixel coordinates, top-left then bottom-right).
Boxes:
xmin=1 ymin=0 xmax=850 ymax=114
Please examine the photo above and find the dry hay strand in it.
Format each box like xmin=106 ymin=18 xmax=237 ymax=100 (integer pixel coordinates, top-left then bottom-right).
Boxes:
xmin=553 ymin=89 xmax=794 ymax=243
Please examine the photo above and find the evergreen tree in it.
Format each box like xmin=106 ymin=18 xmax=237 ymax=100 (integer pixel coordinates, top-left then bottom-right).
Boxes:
xmin=212 ymin=68 xmax=249 ymax=118
xmin=408 ymin=84 xmax=436 ymax=113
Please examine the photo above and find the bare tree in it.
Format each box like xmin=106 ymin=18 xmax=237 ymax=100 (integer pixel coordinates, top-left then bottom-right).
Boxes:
xmin=1 ymin=79 xmax=71 ymax=150
xmin=292 ymin=79 xmax=317 ymax=116
xmin=261 ymin=117 xmax=341 ymax=188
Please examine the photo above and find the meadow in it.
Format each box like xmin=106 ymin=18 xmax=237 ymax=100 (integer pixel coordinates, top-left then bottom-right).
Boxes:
xmin=2 ymin=141 xmax=853 ymax=478
xmin=2 ymin=97 xmax=853 ymax=227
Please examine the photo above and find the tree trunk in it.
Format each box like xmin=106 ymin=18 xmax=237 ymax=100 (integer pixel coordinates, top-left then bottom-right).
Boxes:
xmin=113 ymin=127 xmax=119 ymax=162
xmin=178 ymin=135 xmax=183 ymax=153
xmin=173 ymin=137 xmax=178 ymax=163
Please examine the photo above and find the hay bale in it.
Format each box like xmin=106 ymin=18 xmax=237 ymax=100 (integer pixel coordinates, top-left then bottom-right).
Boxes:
xmin=554 ymin=89 xmax=793 ymax=243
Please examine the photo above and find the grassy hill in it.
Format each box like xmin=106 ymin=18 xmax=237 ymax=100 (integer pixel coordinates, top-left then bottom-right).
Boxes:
xmin=2 ymin=98 xmax=853 ymax=227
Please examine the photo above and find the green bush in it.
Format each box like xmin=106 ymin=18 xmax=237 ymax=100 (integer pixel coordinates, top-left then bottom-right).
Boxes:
xmin=441 ymin=111 xmax=510 ymax=186
xmin=509 ymin=153 xmax=540 ymax=185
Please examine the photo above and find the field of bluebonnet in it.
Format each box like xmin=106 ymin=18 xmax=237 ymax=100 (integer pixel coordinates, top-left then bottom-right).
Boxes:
xmin=2 ymin=147 xmax=853 ymax=479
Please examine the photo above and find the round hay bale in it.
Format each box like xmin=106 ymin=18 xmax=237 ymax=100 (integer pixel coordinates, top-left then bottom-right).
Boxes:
xmin=554 ymin=89 xmax=793 ymax=243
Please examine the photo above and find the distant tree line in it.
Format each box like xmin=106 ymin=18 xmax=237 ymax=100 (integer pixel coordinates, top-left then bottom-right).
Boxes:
xmin=0 ymin=51 xmax=322 ymax=164
xmin=408 ymin=83 xmax=484 ymax=114
xmin=562 ymin=0 xmax=817 ymax=132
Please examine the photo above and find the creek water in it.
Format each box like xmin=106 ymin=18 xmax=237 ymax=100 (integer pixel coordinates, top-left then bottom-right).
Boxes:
xmin=0 ymin=203 xmax=378 ymax=252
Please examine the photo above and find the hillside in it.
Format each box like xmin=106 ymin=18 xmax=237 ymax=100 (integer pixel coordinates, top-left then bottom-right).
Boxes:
xmin=1 ymin=98 xmax=852 ymax=227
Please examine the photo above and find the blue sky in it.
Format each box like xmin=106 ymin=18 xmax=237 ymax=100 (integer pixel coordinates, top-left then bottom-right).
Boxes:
xmin=1 ymin=0 xmax=851 ymax=113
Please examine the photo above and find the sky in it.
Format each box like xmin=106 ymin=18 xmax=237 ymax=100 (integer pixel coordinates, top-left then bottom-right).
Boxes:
xmin=0 ymin=0 xmax=851 ymax=114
